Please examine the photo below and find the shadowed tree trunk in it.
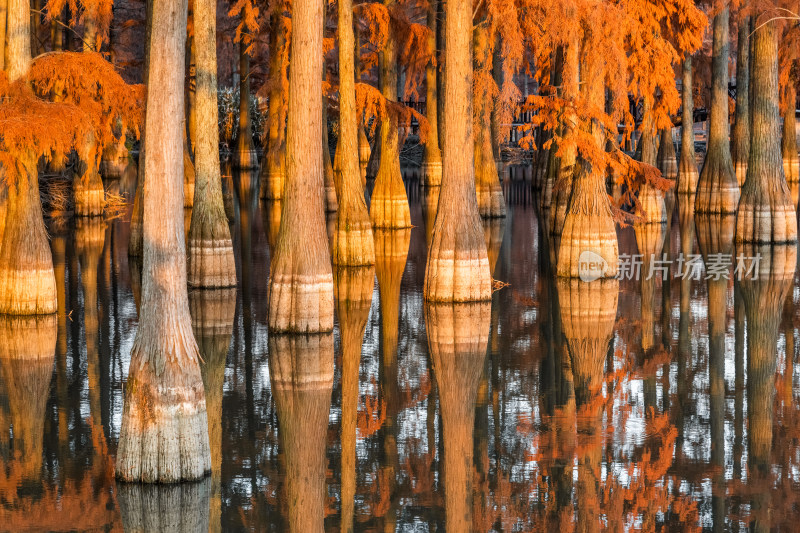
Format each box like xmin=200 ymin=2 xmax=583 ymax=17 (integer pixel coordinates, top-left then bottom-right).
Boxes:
xmin=735 ymin=16 xmax=798 ymax=244
xmin=269 ymin=333 xmax=333 ymax=533
xmin=259 ymin=9 xmax=288 ymax=200
xmin=115 ymin=0 xmax=211 ymax=482
xmin=369 ymin=0 xmax=411 ymax=229
xmin=5 ymin=0 xmax=30 ymax=81
xmin=732 ymin=17 xmax=751 ymax=187
xmin=322 ymin=95 xmax=338 ymax=212
xmin=636 ymin=102 xmax=667 ymax=271
xmin=549 ymin=41 xmax=578 ymax=238
xmin=425 ymin=302 xmax=490 ymax=533
xmin=422 ymin=0 xmax=442 ymax=187
xmin=118 ymin=480 xmax=211 ymax=532
xmin=695 ymin=7 xmax=740 ymax=214
xmin=187 ymin=0 xmax=237 ymax=289
xmin=73 ymin=133 xmax=106 ymax=216
xmin=657 ymin=127 xmax=677 ymax=227
xmin=423 ymin=186 xmax=439 ymax=248
xmin=190 ymin=288 xmax=235 ymax=533
xmin=539 ymin=47 xmax=563 ymax=211
xmin=268 ymin=0 xmax=333 ymax=332
xmin=678 ymin=55 xmax=699 ymax=196
xmin=234 ymin=45 xmax=259 ymax=170
xmin=0 ymin=154 xmax=57 ymax=314
xmin=332 ymin=0 xmax=374 ymax=266
xmin=0 ymin=316 xmax=56 ymax=480
xmin=781 ymin=78 xmax=798 ymax=196
xmin=334 ymin=266 xmax=374 ymax=533
xmin=184 ymin=135 xmax=196 ymax=207
xmin=424 ymin=0 xmax=491 ymax=302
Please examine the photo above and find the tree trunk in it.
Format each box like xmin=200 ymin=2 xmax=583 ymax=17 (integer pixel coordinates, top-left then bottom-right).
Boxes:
xmin=334 ymin=266 xmax=374 ymax=533
xmin=369 ymin=0 xmax=411 ymax=229
xmin=782 ymin=80 xmax=798 ymax=193
xmin=732 ymin=17 xmax=751 ymax=187
xmin=0 ymin=154 xmax=57 ymax=314
xmin=473 ymin=22 xmax=506 ymax=219
xmin=549 ymin=41 xmax=578 ymax=238
xmin=269 ymin=333 xmax=333 ymax=533
xmin=735 ymin=16 xmax=798 ymax=244
xmin=267 ymin=0 xmax=333 ymax=333
xmin=678 ymin=55 xmax=699 ymax=196
xmin=539 ymin=47 xmax=563 ymax=209
xmin=695 ymin=7 xmax=740 ymax=213
xmin=0 ymin=0 xmax=7 ymax=70
xmin=115 ymin=0 xmax=211 ymax=482
xmin=187 ymin=0 xmax=237 ymax=288
xmin=424 ymin=0 xmax=491 ymax=302
xmin=425 ymin=302 xmax=490 ymax=533
xmin=657 ymin=127 xmax=677 ymax=226
xmin=422 ymin=0 xmax=442 ymax=187
xmin=234 ymin=46 xmax=259 ymax=169
xmin=322 ymin=95 xmax=338 ymax=212
xmin=332 ymin=0 xmax=374 ymax=266
xmin=6 ymin=0 xmax=31 ymax=80
xmin=259 ymin=10 xmax=288 ymax=200
xmin=73 ymin=133 xmax=106 ymax=216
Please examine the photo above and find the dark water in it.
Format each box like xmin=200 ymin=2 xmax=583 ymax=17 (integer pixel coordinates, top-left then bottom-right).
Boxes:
xmin=2 ymin=163 xmax=800 ymax=532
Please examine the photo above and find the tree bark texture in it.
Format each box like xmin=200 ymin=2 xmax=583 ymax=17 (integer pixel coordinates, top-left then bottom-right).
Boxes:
xmin=422 ymin=0 xmax=442 ymax=187
xmin=732 ymin=17 xmax=751 ymax=187
xmin=678 ymin=55 xmax=699 ymax=196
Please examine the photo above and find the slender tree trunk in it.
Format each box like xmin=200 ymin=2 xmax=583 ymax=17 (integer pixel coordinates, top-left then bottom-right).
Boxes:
xmin=735 ymin=15 xmax=798 ymax=244
xmin=678 ymin=55 xmax=699 ymax=196
xmin=370 ymin=0 xmax=411 ymax=229
xmin=782 ymin=79 xmax=798 ymax=190
xmin=539 ymin=47 xmax=563 ymax=212
xmin=490 ymin=33 xmax=503 ymax=162
xmin=73 ymin=133 xmax=106 ymax=216
xmin=424 ymin=0 xmax=491 ymax=302
xmin=235 ymin=46 xmax=259 ymax=169
xmin=50 ymin=10 xmax=62 ymax=52
xmin=695 ymin=7 xmax=740 ymax=213
xmin=549 ymin=40 xmax=578 ymax=238
xmin=657 ymin=127 xmax=677 ymax=226
xmin=115 ymin=0 xmax=211 ymax=482
xmin=355 ymin=24 xmax=370 ymax=186
xmin=268 ymin=0 xmax=333 ymax=332
xmin=732 ymin=17 xmax=751 ymax=187
xmin=259 ymin=9 xmax=288 ymax=200
xmin=436 ymin=0 xmax=445 ymax=148
xmin=0 ymin=0 xmax=7 ymax=70
xmin=332 ymin=0 xmax=374 ymax=265
xmin=187 ymin=0 xmax=237 ymax=288
xmin=6 ymin=0 xmax=31 ymax=80
xmin=322 ymin=95 xmax=338 ymax=212
xmin=422 ymin=0 xmax=442 ymax=187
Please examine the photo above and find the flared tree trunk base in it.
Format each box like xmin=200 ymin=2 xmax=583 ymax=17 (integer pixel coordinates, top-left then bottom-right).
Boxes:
xmin=476 ymin=156 xmax=506 ymax=219
xmin=268 ymin=267 xmax=335 ymax=333
xmin=73 ymin=172 xmax=106 ymax=217
xmin=634 ymin=185 xmax=667 ymax=262
xmin=422 ymin=160 xmax=442 ymax=187
xmin=695 ymin=151 xmax=740 ymax=214
xmin=557 ymin=212 xmax=619 ymax=278
xmin=735 ymin=190 xmax=798 ymax=244
xmin=370 ymin=187 xmax=411 ymax=229
xmin=100 ymin=140 xmax=130 ymax=179
xmin=424 ymin=217 xmax=492 ymax=302
xmin=187 ymin=226 xmax=237 ymax=289
xmin=333 ymin=216 xmax=375 ymax=266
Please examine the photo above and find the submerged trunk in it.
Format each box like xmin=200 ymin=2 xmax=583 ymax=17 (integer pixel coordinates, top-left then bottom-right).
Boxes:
xmin=732 ymin=17 xmax=751 ymax=187
xmin=782 ymin=80 xmax=798 ymax=191
xmin=424 ymin=0 xmax=491 ymax=302
xmin=188 ymin=0 xmax=237 ymax=288
xmin=234 ymin=46 xmax=259 ymax=170
xmin=268 ymin=0 xmax=333 ymax=332
xmin=370 ymin=0 xmax=411 ymax=229
xmin=0 ymin=154 xmax=57 ymax=314
xmin=695 ymin=7 xmax=740 ymax=213
xmin=118 ymin=480 xmax=211 ymax=532
xmin=269 ymin=333 xmax=333 ymax=533
xmin=115 ymin=0 xmax=211 ymax=482
xmin=334 ymin=266 xmax=374 ymax=533
xmin=425 ymin=302 xmax=490 ymax=533
xmin=332 ymin=0 xmax=374 ymax=266
xmin=259 ymin=10 xmax=288 ymax=200
xmin=421 ymin=0 xmax=442 ymax=187
xmin=735 ymin=16 xmax=797 ymax=244
xmin=6 ymin=0 xmax=31 ymax=81
xmin=678 ymin=55 xmax=699 ymax=196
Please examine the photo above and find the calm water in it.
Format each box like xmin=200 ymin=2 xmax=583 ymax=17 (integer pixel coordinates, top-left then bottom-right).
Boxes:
xmin=2 ymin=163 xmax=800 ymax=532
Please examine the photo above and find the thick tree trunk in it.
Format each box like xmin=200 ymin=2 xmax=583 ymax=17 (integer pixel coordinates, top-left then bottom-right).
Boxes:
xmin=370 ymin=0 xmax=411 ymax=229
xmin=259 ymin=10 xmax=288 ymax=200
xmin=268 ymin=0 xmax=333 ymax=332
xmin=269 ymin=333 xmax=333 ymax=533
xmin=5 ymin=0 xmax=30 ymax=80
xmin=425 ymin=302 xmax=490 ymax=533
xmin=334 ymin=266 xmax=374 ymax=533
xmin=735 ymin=16 xmax=798 ymax=244
xmin=0 ymin=178 xmax=7 ymax=251
xmin=436 ymin=0 xmax=445 ymax=147
xmin=421 ymin=0 xmax=442 ymax=187
xmin=234 ymin=46 xmax=259 ymax=170
xmin=678 ymin=55 xmax=699 ymax=196
xmin=695 ymin=8 xmax=740 ymax=213
xmin=322 ymin=97 xmax=338 ymax=212
xmin=187 ymin=0 xmax=236 ymax=288
xmin=781 ymin=80 xmax=798 ymax=191
xmin=332 ymin=0 xmax=374 ymax=266
xmin=549 ymin=41 xmax=578 ymax=238
xmin=424 ymin=0 xmax=491 ymax=302
xmin=115 ymin=0 xmax=211 ymax=482
xmin=0 ymin=154 xmax=57 ymax=314
xmin=74 ymin=134 xmax=106 ymax=216
xmin=732 ymin=17 xmax=751 ymax=187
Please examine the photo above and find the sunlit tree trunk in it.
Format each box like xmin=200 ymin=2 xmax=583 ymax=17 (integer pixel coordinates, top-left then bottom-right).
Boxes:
xmin=781 ymin=78 xmax=798 ymax=193
xmin=678 ymin=55 xmax=699 ymax=196
xmin=421 ymin=0 xmax=442 ymax=187
xmin=234 ymin=45 xmax=259 ymax=169
xmin=268 ymin=0 xmax=333 ymax=332
xmin=259 ymin=9 xmax=288 ymax=200
xmin=332 ymin=0 xmax=374 ymax=265
xmin=187 ymin=0 xmax=237 ymax=288
xmin=732 ymin=17 xmax=751 ymax=187
xmin=549 ymin=42 xmax=578 ymax=240
xmin=115 ymin=0 xmax=211 ymax=482
xmin=424 ymin=0 xmax=491 ymax=302
xmin=540 ymin=46 xmax=563 ymax=213
xmin=5 ymin=0 xmax=30 ymax=80
xmin=735 ymin=16 xmax=797 ymax=244
xmin=0 ymin=0 xmax=6 ymax=70
xmin=322 ymin=96 xmax=338 ymax=212
xmin=73 ymin=131 xmax=106 ymax=216
xmin=269 ymin=333 xmax=333 ymax=533
xmin=370 ymin=0 xmax=411 ymax=229
xmin=695 ymin=7 xmax=740 ymax=213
